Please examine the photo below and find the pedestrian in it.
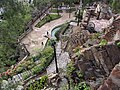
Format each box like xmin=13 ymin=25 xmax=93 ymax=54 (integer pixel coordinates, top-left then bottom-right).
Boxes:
xmin=47 ymin=31 xmax=49 ymax=35
xmin=41 ymin=42 xmax=44 ymax=45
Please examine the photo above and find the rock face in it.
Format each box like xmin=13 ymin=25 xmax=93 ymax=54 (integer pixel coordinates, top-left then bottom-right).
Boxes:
xmin=69 ymin=30 xmax=90 ymax=49
xmin=76 ymin=40 xmax=120 ymax=89
xmin=78 ymin=41 xmax=120 ymax=75
xmin=104 ymin=15 xmax=120 ymax=41
xmin=98 ymin=63 xmax=120 ymax=90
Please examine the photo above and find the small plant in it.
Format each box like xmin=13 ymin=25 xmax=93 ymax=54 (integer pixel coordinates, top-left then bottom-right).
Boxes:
xmin=66 ymin=61 xmax=75 ymax=76
xmin=77 ymin=71 xmax=83 ymax=79
xmin=99 ymin=39 xmax=108 ymax=47
xmin=27 ymin=75 xmax=48 ymax=90
xmin=116 ymin=42 xmax=120 ymax=48
xmin=74 ymin=82 xmax=90 ymax=90
xmin=91 ymin=33 xmax=101 ymax=40
xmin=74 ymin=47 xmax=80 ymax=53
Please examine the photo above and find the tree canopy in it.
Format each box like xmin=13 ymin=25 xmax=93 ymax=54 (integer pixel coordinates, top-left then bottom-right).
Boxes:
xmin=0 ymin=0 xmax=32 ymax=73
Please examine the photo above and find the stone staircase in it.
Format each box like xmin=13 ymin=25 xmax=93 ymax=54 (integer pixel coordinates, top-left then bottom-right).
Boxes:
xmin=8 ymin=70 xmax=32 ymax=84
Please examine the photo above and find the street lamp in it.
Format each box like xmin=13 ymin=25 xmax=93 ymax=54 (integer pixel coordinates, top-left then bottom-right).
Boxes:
xmin=44 ymin=35 xmax=59 ymax=73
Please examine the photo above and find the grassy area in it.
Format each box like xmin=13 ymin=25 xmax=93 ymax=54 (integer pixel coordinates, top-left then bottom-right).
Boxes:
xmin=36 ymin=14 xmax=61 ymax=28
xmin=50 ymin=9 xmax=63 ymax=13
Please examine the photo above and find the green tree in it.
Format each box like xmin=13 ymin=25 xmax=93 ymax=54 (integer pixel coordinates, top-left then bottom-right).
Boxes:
xmin=111 ymin=0 xmax=120 ymax=13
xmin=0 ymin=0 xmax=32 ymax=73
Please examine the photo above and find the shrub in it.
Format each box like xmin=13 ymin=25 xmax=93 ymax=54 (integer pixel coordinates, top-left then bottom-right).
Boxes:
xmin=15 ymin=66 xmax=24 ymax=73
xmin=39 ymin=75 xmax=48 ymax=89
xmin=41 ymin=46 xmax=54 ymax=58
xmin=23 ymin=72 xmax=32 ymax=80
xmin=77 ymin=71 xmax=83 ymax=79
xmin=91 ymin=33 xmax=101 ymax=40
xmin=31 ymin=46 xmax=54 ymax=75
xmin=74 ymin=82 xmax=90 ymax=90
xmin=66 ymin=61 xmax=75 ymax=76
xmin=27 ymin=75 xmax=48 ymax=90
xmin=99 ymin=39 xmax=108 ymax=47
xmin=14 ymin=59 xmax=35 ymax=74
xmin=31 ymin=64 xmax=43 ymax=75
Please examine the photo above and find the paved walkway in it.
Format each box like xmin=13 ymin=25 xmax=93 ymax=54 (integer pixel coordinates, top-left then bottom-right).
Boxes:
xmin=47 ymin=41 xmax=70 ymax=74
xmin=21 ymin=13 xmax=75 ymax=55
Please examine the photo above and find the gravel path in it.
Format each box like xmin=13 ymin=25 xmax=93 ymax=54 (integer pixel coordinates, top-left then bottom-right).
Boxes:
xmin=21 ymin=13 xmax=75 ymax=56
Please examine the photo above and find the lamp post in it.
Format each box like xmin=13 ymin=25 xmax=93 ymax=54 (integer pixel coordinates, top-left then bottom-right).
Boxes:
xmin=44 ymin=35 xmax=59 ymax=73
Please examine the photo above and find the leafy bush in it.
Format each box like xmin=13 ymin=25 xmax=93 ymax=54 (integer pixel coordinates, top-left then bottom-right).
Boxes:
xmin=74 ymin=82 xmax=90 ymax=90
xmin=111 ymin=0 xmax=120 ymax=13
xmin=41 ymin=46 xmax=54 ymax=58
xmin=23 ymin=72 xmax=32 ymax=80
xmin=27 ymin=75 xmax=48 ymax=90
xmin=39 ymin=75 xmax=48 ymax=88
xmin=91 ymin=33 xmax=101 ymax=40
xmin=66 ymin=61 xmax=75 ymax=76
xmin=31 ymin=46 xmax=54 ymax=75
xmin=77 ymin=71 xmax=83 ymax=79
xmin=66 ymin=61 xmax=88 ymax=90
xmin=14 ymin=59 xmax=35 ymax=74
xmin=31 ymin=64 xmax=43 ymax=75
xmin=15 ymin=66 xmax=24 ymax=74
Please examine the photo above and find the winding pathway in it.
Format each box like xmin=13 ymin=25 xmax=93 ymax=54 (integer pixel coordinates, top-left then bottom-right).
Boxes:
xmin=47 ymin=41 xmax=71 ymax=74
xmin=21 ymin=12 xmax=75 ymax=56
